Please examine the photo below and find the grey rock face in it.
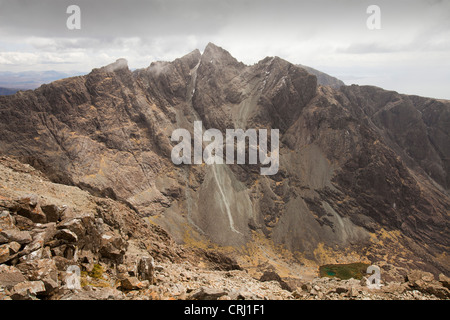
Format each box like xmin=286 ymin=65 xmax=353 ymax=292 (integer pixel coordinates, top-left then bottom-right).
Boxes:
xmin=0 ymin=43 xmax=448 ymax=278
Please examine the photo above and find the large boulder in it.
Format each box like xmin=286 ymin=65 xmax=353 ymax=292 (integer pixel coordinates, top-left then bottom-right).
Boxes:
xmin=0 ymin=211 xmax=15 ymax=229
xmin=136 ymin=256 xmax=155 ymax=284
xmin=12 ymin=196 xmax=47 ymax=224
xmin=10 ymin=280 xmax=46 ymax=300
xmin=0 ymin=265 xmax=27 ymax=289
xmin=40 ymin=204 xmax=63 ymax=223
xmin=259 ymin=270 xmax=292 ymax=291
xmin=120 ymin=276 xmax=149 ymax=291
xmin=189 ymin=286 xmax=228 ymax=300
xmin=406 ymin=270 xmax=450 ymax=299
xmin=0 ymin=229 xmax=32 ymax=245
xmin=98 ymin=231 xmax=127 ymax=264
xmin=406 ymin=270 xmax=435 ymax=283
xmin=439 ymin=274 xmax=450 ymax=290
xmin=16 ymin=259 xmax=59 ymax=294
xmin=53 ymin=287 xmax=125 ymax=300
xmin=0 ymin=242 xmax=20 ymax=263
xmin=54 ymin=229 xmax=78 ymax=243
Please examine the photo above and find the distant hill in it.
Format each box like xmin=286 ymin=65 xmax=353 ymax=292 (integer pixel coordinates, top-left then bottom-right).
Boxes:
xmin=298 ymin=64 xmax=345 ymax=89
xmin=0 ymin=70 xmax=84 ymax=92
xmin=0 ymin=87 xmax=20 ymax=95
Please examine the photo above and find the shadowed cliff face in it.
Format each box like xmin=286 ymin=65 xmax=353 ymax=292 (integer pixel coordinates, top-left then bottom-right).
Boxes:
xmin=0 ymin=43 xmax=448 ymax=274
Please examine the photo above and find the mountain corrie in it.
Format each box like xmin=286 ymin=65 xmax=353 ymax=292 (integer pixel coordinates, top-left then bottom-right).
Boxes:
xmin=171 ymin=121 xmax=280 ymax=175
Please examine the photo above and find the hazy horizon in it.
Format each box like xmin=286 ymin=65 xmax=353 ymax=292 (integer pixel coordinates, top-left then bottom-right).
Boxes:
xmin=0 ymin=0 xmax=449 ymax=99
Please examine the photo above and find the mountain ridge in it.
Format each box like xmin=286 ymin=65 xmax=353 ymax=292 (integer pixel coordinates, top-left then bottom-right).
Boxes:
xmin=0 ymin=43 xmax=448 ymax=276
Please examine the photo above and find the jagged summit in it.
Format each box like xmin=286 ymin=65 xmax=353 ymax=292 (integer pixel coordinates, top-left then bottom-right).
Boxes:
xmin=196 ymin=43 xmax=245 ymax=72
xmin=183 ymin=48 xmax=202 ymax=61
xmin=101 ymin=58 xmax=129 ymax=73
xmin=104 ymin=43 xmax=343 ymax=91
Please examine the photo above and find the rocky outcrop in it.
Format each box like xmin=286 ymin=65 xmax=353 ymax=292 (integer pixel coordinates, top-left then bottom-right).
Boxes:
xmin=0 ymin=157 xmax=449 ymax=300
xmin=0 ymin=156 xmax=236 ymax=300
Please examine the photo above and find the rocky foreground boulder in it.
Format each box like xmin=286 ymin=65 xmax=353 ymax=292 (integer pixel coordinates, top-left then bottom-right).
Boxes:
xmin=0 ymin=156 xmax=234 ymax=300
xmin=0 ymin=156 xmax=448 ymax=300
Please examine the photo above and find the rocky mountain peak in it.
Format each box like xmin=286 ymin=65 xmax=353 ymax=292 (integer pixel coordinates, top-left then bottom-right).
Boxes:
xmin=181 ymin=48 xmax=202 ymax=65
xmin=101 ymin=58 xmax=129 ymax=73
xmin=200 ymin=42 xmax=244 ymax=69
xmin=0 ymin=45 xmax=448 ymax=290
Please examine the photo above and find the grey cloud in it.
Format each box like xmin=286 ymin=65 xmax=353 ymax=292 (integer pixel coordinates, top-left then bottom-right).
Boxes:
xmin=0 ymin=0 xmax=449 ymax=99
xmin=337 ymin=43 xmax=400 ymax=54
xmin=0 ymin=0 xmax=386 ymax=38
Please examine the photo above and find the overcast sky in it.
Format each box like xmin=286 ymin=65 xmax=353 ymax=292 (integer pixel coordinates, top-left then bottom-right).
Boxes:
xmin=0 ymin=0 xmax=449 ymax=99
